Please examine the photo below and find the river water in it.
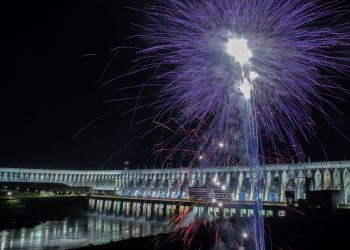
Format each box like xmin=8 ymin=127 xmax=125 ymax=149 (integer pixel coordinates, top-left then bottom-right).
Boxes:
xmin=0 ymin=215 xmax=173 ymax=250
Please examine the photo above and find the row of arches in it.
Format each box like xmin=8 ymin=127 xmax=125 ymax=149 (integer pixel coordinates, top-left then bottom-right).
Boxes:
xmin=0 ymin=171 xmax=117 ymax=190
xmin=116 ymin=168 xmax=350 ymax=203
xmin=1 ymin=165 xmax=350 ymax=203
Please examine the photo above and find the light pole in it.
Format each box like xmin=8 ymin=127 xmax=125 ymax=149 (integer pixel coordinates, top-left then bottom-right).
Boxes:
xmin=239 ymin=232 xmax=248 ymax=250
xmin=198 ymin=155 xmax=204 ymax=167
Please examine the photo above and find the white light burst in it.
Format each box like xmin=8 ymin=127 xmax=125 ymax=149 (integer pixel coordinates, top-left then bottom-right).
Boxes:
xmin=226 ymin=37 xmax=252 ymax=65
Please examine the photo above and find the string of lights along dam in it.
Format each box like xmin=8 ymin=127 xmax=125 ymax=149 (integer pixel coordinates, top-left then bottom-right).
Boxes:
xmin=1 ymin=161 xmax=350 ymax=204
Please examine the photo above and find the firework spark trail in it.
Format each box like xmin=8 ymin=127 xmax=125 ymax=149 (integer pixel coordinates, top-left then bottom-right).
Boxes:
xmin=245 ymin=98 xmax=265 ymax=249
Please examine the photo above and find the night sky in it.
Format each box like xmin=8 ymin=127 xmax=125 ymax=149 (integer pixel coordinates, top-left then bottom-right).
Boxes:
xmin=2 ymin=1 xmax=350 ymax=170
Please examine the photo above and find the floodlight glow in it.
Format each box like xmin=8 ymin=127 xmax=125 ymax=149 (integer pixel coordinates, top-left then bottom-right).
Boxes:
xmin=218 ymin=202 xmax=223 ymax=207
xmin=226 ymin=37 xmax=252 ymax=65
xmin=243 ymin=232 xmax=248 ymax=238
xmin=218 ymin=142 xmax=224 ymax=148
xmin=222 ymin=185 xmax=226 ymax=190
xmin=212 ymin=198 xmax=216 ymax=203
xmin=7 ymin=192 xmax=12 ymax=196
xmin=198 ymin=155 xmax=204 ymax=160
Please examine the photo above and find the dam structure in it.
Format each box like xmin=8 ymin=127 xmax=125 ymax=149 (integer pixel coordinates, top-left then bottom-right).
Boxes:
xmin=0 ymin=161 xmax=349 ymax=204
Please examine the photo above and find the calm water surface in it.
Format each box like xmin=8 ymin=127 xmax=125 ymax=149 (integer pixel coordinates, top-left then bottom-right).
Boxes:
xmin=0 ymin=215 xmax=173 ymax=250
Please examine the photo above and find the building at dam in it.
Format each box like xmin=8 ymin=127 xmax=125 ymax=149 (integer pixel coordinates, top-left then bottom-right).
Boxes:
xmin=1 ymin=161 xmax=350 ymax=203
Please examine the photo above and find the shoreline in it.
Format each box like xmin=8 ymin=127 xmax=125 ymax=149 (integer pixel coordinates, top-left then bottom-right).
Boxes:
xmin=0 ymin=216 xmax=68 ymax=231
xmin=0 ymin=195 xmax=88 ymax=230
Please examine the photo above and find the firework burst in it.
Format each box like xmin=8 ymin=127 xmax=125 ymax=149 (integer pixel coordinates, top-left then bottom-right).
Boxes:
xmin=127 ymin=0 xmax=349 ymax=166
xmin=118 ymin=0 xmax=349 ymax=249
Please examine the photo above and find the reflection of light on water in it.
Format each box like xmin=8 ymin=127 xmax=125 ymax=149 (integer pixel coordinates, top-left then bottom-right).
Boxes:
xmin=45 ymin=228 xmax=49 ymax=239
xmin=75 ymin=221 xmax=79 ymax=236
xmin=63 ymin=220 xmax=67 ymax=234
xmin=1 ymin=238 xmax=5 ymax=250
xmin=21 ymin=240 xmax=25 ymax=249
xmin=20 ymin=229 xmax=25 ymax=247
xmin=0 ymin=215 xmax=172 ymax=250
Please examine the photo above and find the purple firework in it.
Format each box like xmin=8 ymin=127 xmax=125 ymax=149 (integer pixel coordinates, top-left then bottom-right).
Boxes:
xmin=129 ymin=0 xmax=349 ymax=167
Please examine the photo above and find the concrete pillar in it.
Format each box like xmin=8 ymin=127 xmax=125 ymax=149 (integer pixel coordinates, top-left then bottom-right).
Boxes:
xmin=265 ymin=171 xmax=272 ymax=201
xmin=125 ymin=202 xmax=132 ymax=217
xmin=315 ymin=170 xmax=321 ymax=190
xmin=297 ymin=170 xmax=305 ymax=199
xmin=334 ymin=169 xmax=341 ymax=190
xmin=117 ymin=201 xmax=124 ymax=216
xmin=250 ymin=172 xmax=257 ymax=201
xmin=99 ymin=200 xmax=104 ymax=214
xmin=150 ymin=203 xmax=156 ymax=221
xmin=324 ymin=169 xmax=331 ymax=189
xmin=236 ymin=172 xmax=243 ymax=200
xmin=140 ymin=202 xmax=145 ymax=218
xmin=112 ymin=201 xmax=117 ymax=215
xmin=202 ymin=173 xmax=206 ymax=186
xmin=225 ymin=173 xmax=230 ymax=187
xmin=165 ymin=204 xmax=170 ymax=221
xmin=131 ymin=201 xmax=137 ymax=217
xmin=107 ymin=200 xmax=113 ymax=215
xmin=280 ymin=171 xmax=288 ymax=202
xmin=343 ymin=169 xmax=350 ymax=204
xmin=135 ymin=202 xmax=143 ymax=219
